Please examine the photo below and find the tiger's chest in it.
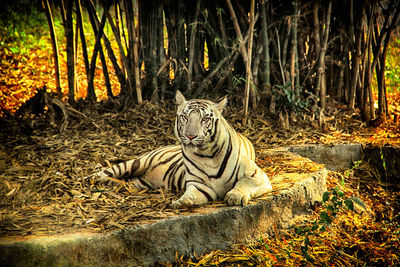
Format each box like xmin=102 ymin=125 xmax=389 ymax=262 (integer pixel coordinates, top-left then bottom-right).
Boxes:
xmin=181 ymin=144 xmax=245 ymax=196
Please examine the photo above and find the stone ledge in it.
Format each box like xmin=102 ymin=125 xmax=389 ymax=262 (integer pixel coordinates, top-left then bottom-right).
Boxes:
xmin=0 ymin=150 xmax=327 ymax=267
xmin=288 ymin=143 xmax=362 ymax=171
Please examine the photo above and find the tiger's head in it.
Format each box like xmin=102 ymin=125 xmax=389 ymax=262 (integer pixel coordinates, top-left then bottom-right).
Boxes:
xmin=174 ymin=90 xmax=227 ymax=148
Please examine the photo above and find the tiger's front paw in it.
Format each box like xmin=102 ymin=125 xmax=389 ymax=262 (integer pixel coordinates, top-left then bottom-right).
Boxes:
xmin=171 ymin=197 xmax=194 ymax=209
xmin=225 ymin=189 xmax=250 ymax=206
xmin=171 ymin=185 xmax=211 ymax=208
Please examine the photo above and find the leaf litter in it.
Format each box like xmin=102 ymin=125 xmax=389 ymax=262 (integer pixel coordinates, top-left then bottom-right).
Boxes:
xmin=1 ymin=34 xmax=400 ymax=265
xmin=0 ymin=100 xmax=399 ymax=265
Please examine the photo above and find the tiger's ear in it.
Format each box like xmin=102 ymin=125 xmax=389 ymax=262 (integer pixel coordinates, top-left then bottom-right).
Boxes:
xmin=216 ymin=95 xmax=228 ymax=111
xmin=175 ymin=90 xmax=186 ymax=105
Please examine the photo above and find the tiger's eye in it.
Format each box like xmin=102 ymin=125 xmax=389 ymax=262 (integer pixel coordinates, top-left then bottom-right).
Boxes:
xmin=180 ymin=115 xmax=188 ymax=122
xmin=201 ymin=117 xmax=211 ymax=124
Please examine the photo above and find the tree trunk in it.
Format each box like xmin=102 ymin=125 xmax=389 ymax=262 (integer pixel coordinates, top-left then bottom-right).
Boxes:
xmin=75 ymin=0 xmax=88 ymax=78
xmin=361 ymin=4 xmax=375 ymax=121
xmin=104 ymin=5 xmax=137 ymax=101
xmin=225 ymin=0 xmax=249 ymax=65
xmin=378 ymin=29 xmax=393 ymax=115
xmin=312 ymin=2 xmax=320 ymax=96
xmin=85 ymin=0 xmax=126 ymax=94
xmin=64 ymin=0 xmax=75 ymax=104
xmin=150 ymin=4 xmax=159 ymax=100
xmin=187 ymin=0 xmax=201 ymax=93
xmin=132 ymin=0 xmax=142 ymax=103
xmin=343 ymin=41 xmax=351 ymax=104
xmin=260 ymin=0 xmax=271 ymax=94
xmin=74 ymin=10 xmax=79 ymax=96
xmin=124 ymin=0 xmax=136 ymax=99
xmin=315 ymin=0 xmax=331 ymax=109
xmin=374 ymin=1 xmax=400 ymax=115
xmin=275 ymin=27 xmax=286 ymax=85
xmin=348 ymin=18 xmax=362 ymax=110
xmin=214 ymin=19 xmax=255 ymax=93
xmin=158 ymin=4 xmax=167 ymax=100
xmin=243 ymin=0 xmax=255 ymax=125
xmin=216 ymin=2 xmax=233 ymax=90
xmin=42 ymin=0 xmax=61 ymax=95
xmin=281 ymin=19 xmax=291 ymax=71
xmin=290 ymin=0 xmax=299 ymax=93
xmin=86 ymin=11 xmax=108 ymax=101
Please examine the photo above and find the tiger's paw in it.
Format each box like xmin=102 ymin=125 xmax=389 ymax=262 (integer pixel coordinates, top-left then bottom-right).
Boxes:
xmin=171 ymin=197 xmax=194 ymax=209
xmin=225 ymin=189 xmax=250 ymax=206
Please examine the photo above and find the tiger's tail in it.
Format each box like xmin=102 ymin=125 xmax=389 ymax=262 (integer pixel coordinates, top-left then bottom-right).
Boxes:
xmin=91 ymin=158 xmax=151 ymax=189
xmin=90 ymin=145 xmax=183 ymax=190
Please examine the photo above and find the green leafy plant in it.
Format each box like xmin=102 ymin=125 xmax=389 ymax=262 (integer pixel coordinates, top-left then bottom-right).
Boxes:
xmin=272 ymin=82 xmax=318 ymax=114
xmin=380 ymin=147 xmax=388 ymax=179
xmin=294 ymin=187 xmax=365 ymax=263
xmin=0 ymin=4 xmax=48 ymax=54
xmin=343 ymin=160 xmax=362 ymax=185
xmin=385 ymin=37 xmax=400 ymax=93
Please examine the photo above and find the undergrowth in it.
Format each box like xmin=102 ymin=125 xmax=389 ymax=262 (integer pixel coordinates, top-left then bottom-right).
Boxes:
xmin=0 ymin=2 xmax=48 ymax=54
xmin=173 ymin=167 xmax=400 ymax=266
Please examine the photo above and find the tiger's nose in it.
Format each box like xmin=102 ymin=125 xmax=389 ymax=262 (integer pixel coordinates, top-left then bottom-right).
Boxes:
xmin=186 ymin=134 xmax=197 ymax=140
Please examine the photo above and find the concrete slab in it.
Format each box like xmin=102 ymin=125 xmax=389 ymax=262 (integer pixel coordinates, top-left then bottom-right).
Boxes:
xmin=0 ymin=149 xmax=327 ymax=266
xmin=288 ymin=143 xmax=362 ymax=171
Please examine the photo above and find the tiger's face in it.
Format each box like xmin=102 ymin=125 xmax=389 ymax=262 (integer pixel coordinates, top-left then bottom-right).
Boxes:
xmin=175 ymin=91 xmax=227 ymax=148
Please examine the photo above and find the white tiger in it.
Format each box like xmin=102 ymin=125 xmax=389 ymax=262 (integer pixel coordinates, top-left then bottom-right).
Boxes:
xmin=94 ymin=90 xmax=272 ymax=208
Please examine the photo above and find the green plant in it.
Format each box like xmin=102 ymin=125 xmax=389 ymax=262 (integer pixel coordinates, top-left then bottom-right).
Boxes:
xmin=294 ymin=187 xmax=365 ymax=263
xmin=0 ymin=4 xmax=48 ymax=54
xmin=385 ymin=36 xmax=400 ymax=93
xmin=343 ymin=160 xmax=362 ymax=185
xmin=380 ymin=147 xmax=388 ymax=179
xmin=232 ymin=75 xmax=246 ymax=88
xmin=272 ymin=82 xmax=318 ymax=113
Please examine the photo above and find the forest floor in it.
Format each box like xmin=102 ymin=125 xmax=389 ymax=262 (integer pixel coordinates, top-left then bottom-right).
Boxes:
xmin=1 ymin=13 xmax=400 ymax=266
xmin=0 ymin=97 xmax=399 ymax=266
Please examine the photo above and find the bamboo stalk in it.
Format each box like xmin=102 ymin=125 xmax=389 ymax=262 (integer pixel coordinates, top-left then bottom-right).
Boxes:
xmin=187 ymin=0 xmax=201 ymax=93
xmin=312 ymin=2 xmax=320 ymax=97
xmin=361 ymin=4 xmax=376 ymax=121
xmin=104 ymin=6 xmax=136 ymax=101
xmin=225 ymin=0 xmax=248 ymax=64
xmin=64 ymin=0 xmax=75 ymax=104
xmin=89 ymin=6 xmax=114 ymax=100
xmin=132 ymin=0 xmax=142 ymax=103
xmin=348 ymin=17 xmax=362 ymax=110
xmin=75 ymin=0 xmax=89 ymax=81
xmin=243 ymin=0 xmax=255 ymax=126
xmin=74 ymin=9 xmax=79 ymax=96
xmin=216 ymin=5 xmax=233 ymax=89
xmin=374 ymin=0 xmax=400 ymax=115
xmin=260 ymin=0 xmax=271 ymax=93
xmin=85 ymin=0 xmax=126 ymax=94
xmin=213 ymin=8 xmax=257 ymax=94
xmin=150 ymin=4 xmax=160 ymax=100
xmin=281 ymin=18 xmax=291 ymax=70
xmin=290 ymin=0 xmax=299 ymax=93
xmin=195 ymin=54 xmax=230 ymax=97
xmin=42 ymin=0 xmax=61 ymax=95
xmin=252 ymin=36 xmax=263 ymax=88
xmin=275 ymin=27 xmax=286 ymax=85
xmin=159 ymin=5 xmax=167 ymax=100
xmin=86 ymin=11 xmax=108 ymax=101
xmin=315 ymin=0 xmax=331 ymax=109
